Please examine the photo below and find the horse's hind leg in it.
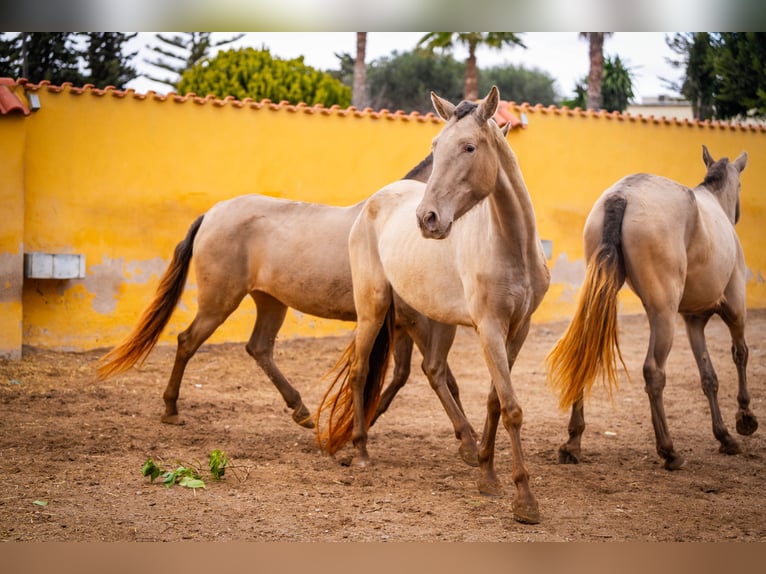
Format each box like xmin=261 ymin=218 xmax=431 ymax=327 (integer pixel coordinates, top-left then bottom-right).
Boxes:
xmin=684 ymin=313 xmax=741 ymax=454
xmin=162 ymin=311 xmax=231 ymax=424
xmin=559 ymin=392 xmax=585 ymax=464
xmin=643 ymin=310 xmax=684 ymax=470
xmin=417 ymin=321 xmax=479 ymax=466
xmin=246 ymin=292 xmax=313 ymax=429
xmin=370 ymin=325 xmax=414 ymax=427
xmin=718 ymin=303 xmax=758 ymax=437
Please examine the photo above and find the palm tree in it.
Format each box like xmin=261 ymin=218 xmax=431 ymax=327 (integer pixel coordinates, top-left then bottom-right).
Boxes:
xmin=418 ymin=32 xmax=525 ymax=101
xmin=353 ymin=32 xmax=368 ymax=109
xmin=580 ymin=32 xmax=613 ymax=110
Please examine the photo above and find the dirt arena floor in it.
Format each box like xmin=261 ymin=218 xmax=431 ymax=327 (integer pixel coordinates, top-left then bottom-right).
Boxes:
xmin=1 ymin=310 xmax=764 ymax=542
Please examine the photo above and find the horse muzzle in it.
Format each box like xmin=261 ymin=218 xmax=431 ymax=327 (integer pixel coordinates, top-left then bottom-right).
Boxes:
xmin=417 ymin=209 xmax=453 ymax=239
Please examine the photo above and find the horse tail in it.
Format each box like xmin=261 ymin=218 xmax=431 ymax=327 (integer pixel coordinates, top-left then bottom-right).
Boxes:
xmin=96 ymin=215 xmax=204 ymax=379
xmin=546 ymin=194 xmax=629 ymax=409
xmin=315 ymin=303 xmax=396 ymax=455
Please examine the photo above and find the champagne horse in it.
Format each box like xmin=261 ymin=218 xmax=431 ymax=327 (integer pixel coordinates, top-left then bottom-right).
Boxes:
xmin=97 ymin=154 xmax=481 ymax=466
xmin=317 ymin=86 xmax=550 ymax=524
xmin=547 ymin=145 xmax=757 ymax=470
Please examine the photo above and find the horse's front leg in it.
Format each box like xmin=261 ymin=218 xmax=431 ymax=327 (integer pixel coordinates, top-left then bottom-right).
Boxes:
xmin=558 ymin=393 xmax=585 ymax=464
xmin=247 ymin=293 xmax=313 ymax=428
xmin=684 ymin=313 xmax=741 ymax=455
xmin=476 ymin=320 xmax=539 ymax=524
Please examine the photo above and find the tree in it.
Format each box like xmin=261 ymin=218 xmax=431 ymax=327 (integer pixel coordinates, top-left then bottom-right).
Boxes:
xmin=177 ymin=47 xmax=351 ymax=107
xmin=0 ymin=33 xmax=24 ymax=78
xmin=0 ymin=32 xmax=84 ymax=84
xmin=143 ymin=32 xmax=245 ymax=89
xmin=365 ymin=49 xmax=464 ymax=114
xmin=417 ymin=32 xmax=525 ymax=101
xmin=600 ymin=55 xmax=635 ymax=112
xmin=579 ymin=32 xmax=613 ymax=111
xmin=84 ymin=33 xmax=138 ymax=89
xmin=665 ymin=33 xmax=717 ymax=120
xmin=713 ymin=32 xmax=766 ymax=119
xmin=353 ymin=32 xmax=368 ymax=109
xmin=562 ymin=54 xmax=635 ymax=113
xmin=479 ymin=64 xmax=559 ymax=106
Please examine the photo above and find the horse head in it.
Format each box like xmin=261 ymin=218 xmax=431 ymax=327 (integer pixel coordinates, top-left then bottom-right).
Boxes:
xmin=416 ymin=85 xmax=503 ymax=239
xmin=702 ymin=145 xmax=747 ymax=225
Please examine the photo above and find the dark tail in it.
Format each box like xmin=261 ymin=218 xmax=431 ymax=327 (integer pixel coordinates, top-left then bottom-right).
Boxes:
xmin=315 ymin=303 xmax=396 ymax=455
xmin=96 ymin=215 xmax=204 ymax=379
xmin=546 ymin=194 xmax=630 ymax=408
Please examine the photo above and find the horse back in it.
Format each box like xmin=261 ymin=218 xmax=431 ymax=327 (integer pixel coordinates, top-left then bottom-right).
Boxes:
xmin=194 ymin=194 xmax=364 ymax=320
xmin=586 ymin=174 xmax=740 ymax=313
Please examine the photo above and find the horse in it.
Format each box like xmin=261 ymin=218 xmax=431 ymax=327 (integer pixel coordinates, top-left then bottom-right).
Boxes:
xmin=546 ymin=145 xmax=757 ymax=470
xmin=96 ymin=154 xmax=481 ymax=467
xmin=316 ymin=86 xmax=551 ymax=525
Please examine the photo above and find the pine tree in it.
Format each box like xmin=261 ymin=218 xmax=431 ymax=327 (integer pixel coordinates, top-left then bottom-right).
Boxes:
xmin=0 ymin=32 xmax=84 ymax=84
xmin=143 ymin=32 xmax=245 ymax=89
xmin=85 ymin=33 xmax=139 ymax=89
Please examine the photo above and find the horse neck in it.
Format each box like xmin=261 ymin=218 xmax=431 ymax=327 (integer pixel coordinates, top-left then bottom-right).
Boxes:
xmin=490 ymin=138 xmax=540 ymax=250
xmin=696 ymin=181 xmax=739 ymax=225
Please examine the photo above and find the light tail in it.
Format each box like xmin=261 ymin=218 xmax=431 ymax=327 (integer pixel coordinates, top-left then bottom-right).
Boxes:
xmin=96 ymin=215 xmax=204 ymax=379
xmin=316 ymin=304 xmax=396 ymax=454
xmin=546 ymin=194 xmax=629 ymax=408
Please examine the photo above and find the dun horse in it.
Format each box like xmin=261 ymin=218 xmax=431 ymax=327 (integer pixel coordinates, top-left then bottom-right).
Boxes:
xmin=317 ymin=86 xmax=550 ymax=524
xmin=96 ymin=156 xmax=480 ymax=466
xmin=546 ymin=145 xmax=757 ymax=470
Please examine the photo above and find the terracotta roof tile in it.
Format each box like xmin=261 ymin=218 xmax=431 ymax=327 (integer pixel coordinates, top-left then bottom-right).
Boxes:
xmin=6 ymin=79 xmax=765 ymax=132
xmin=0 ymin=78 xmax=30 ymax=116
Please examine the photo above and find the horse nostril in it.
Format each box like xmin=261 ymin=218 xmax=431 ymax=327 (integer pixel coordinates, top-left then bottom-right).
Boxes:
xmin=423 ymin=211 xmax=438 ymax=231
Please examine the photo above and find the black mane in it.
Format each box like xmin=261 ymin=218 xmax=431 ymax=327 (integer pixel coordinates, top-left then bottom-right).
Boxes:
xmin=702 ymin=158 xmax=729 ymax=190
xmin=454 ymin=100 xmax=478 ymax=120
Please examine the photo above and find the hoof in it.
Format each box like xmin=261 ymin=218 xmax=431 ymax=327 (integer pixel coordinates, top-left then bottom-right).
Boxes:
xmin=719 ymin=436 xmax=741 ymax=455
xmin=292 ymin=404 xmax=314 ymax=429
xmin=558 ymin=445 xmax=580 ymax=465
xmin=477 ymin=478 xmax=504 ymax=497
xmin=161 ymin=414 xmax=185 ymax=425
xmin=352 ymin=457 xmax=371 ymax=469
xmin=662 ymin=453 xmax=685 ymax=470
xmin=736 ymin=411 xmax=758 ymax=436
xmin=458 ymin=441 xmax=480 ymax=468
xmin=512 ymin=500 xmax=540 ymax=525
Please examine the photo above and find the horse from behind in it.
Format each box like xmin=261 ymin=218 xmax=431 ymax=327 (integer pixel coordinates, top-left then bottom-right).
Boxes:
xmin=96 ymin=154 xmax=480 ymax=466
xmin=547 ymin=145 xmax=757 ymax=470
xmin=317 ymin=86 xmax=550 ymax=524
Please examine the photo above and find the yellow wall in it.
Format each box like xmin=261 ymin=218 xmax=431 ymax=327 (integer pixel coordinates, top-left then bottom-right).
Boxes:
xmin=3 ymin=83 xmax=765 ymax=354
xmin=0 ymin=112 xmax=25 ymax=358
xmin=513 ymin=106 xmax=766 ymax=322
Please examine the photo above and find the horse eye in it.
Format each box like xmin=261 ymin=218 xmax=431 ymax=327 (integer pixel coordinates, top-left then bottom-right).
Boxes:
xmin=464 ymin=144 xmax=476 ymax=153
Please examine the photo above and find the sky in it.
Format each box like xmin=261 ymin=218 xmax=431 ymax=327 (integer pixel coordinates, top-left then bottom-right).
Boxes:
xmin=125 ymin=32 xmax=684 ymax=104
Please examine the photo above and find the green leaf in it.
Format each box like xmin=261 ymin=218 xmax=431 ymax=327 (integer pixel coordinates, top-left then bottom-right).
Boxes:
xmin=33 ymin=500 xmax=48 ymax=506
xmin=178 ymin=476 xmax=206 ymax=489
xmin=209 ymin=449 xmax=228 ymax=480
xmin=142 ymin=458 xmax=162 ymax=481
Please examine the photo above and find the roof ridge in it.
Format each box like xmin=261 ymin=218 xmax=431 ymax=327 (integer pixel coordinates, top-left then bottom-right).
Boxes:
xmin=7 ymin=78 xmax=766 ymax=132
xmin=13 ymin=78 xmax=443 ymax=123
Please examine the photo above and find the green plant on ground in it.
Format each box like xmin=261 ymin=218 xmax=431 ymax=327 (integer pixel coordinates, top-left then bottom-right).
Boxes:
xmin=141 ymin=449 xmax=241 ymax=490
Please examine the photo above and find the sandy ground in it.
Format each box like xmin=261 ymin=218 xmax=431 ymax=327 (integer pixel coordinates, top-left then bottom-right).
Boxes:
xmin=1 ymin=310 xmax=764 ymax=542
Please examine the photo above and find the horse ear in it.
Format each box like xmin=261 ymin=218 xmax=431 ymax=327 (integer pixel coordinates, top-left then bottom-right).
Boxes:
xmin=702 ymin=145 xmax=715 ymax=168
xmin=431 ymin=91 xmax=456 ymax=120
xmin=733 ymin=151 xmax=748 ymax=173
xmin=477 ymin=85 xmax=500 ymax=123
xmin=501 ymin=122 xmax=512 ymax=137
